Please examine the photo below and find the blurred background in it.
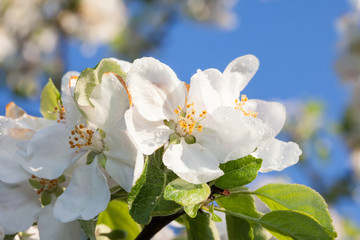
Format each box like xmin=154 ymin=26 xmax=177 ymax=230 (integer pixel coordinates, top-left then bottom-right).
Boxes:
xmin=1 ymin=0 xmax=360 ymax=239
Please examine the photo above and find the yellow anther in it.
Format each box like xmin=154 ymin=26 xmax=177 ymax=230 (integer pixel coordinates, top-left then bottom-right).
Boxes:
xmin=234 ymin=94 xmax=258 ymax=118
xmin=68 ymin=124 xmax=94 ymax=153
xmin=173 ymin=102 xmax=206 ymax=135
xmin=241 ymin=95 xmax=248 ymax=102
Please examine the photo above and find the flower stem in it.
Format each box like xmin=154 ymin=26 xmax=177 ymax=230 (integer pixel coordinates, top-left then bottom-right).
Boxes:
xmin=135 ymin=210 xmax=185 ymax=240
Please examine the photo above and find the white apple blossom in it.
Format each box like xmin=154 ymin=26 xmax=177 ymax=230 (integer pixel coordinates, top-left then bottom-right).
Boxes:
xmin=0 ymin=104 xmax=83 ymax=238
xmin=125 ymin=57 xmax=270 ymax=184
xmin=0 ymin=180 xmax=85 ymax=239
xmin=189 ymin=55 xmax=302 ymax=172
xmin=18 ymin=66 xmax=143 ymax=222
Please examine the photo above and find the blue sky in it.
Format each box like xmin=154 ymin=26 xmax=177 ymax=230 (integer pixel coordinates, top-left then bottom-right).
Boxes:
xmin=61 ymin=0 xmax=351 ymax=120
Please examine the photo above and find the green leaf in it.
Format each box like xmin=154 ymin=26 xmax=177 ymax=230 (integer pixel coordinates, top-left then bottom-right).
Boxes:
xmin=251 ymin=223 xmax=273 ymax=240
xmin=225 ymin=215 xmax=253 ymax=240
xmin=74 ymin=58 xmax=127 ymax=107
xmin=215 ymin=155 xmax=262 ymax=189
xmin=128 ymin=147 xmax=180 ymax=224
xmin=40 ymin=79 xmax=61 ymax=120
xmin=217 ymin=192 xmax=261 ymax=218
xmin=254 ymin=183 xmax=336 ymax=237
xmin=259 ymin=210 xmax=334 ymax=240
xmin=98 ymin=200 xmax=141 ymax=240
xmin=184 ymin=203 xmax=202 ymax=218
xmin=164 ymin=178 xmax=210 ymax=206
xmin=217 ymin=192 xmax=269 ymax=240
xmin=100 ymin=229 xmax=127 ymax=240
xmin=152 ymin=171 xmax=182 ymax=216
xmin=79 ymin=219 xmax=97 ymax=240
xmin=4 ymin=234 xmax=16 ymax=240
xmin=184 ymin=212 xmax=220 ymax=240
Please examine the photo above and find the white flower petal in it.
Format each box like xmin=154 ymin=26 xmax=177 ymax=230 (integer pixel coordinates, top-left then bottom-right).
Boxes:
xmin=85 ymin=72 xmax=129 ymax=129
xmin=60 ymin=71 xmax=84 ymax=127
xmin=0 ymin=181 xmax=41 ymax=234
xmin=163 ymin=140 xmax=223 ymax=184
xmin=0 ymin=118 xmax=32 ymax=183
xmin=195 ymin=107 xmax=265 ymax=163
xmin=5 ymin=102 xmax=54 ymax=130
xmin=17 ymin=124 xmax=82 ymax=179
xmin=5 ymin=102 xmax=26 ymax=119
xmin=253 ymin=138 xmax=302 ymax=173
xmin=38 ymin=204 xmax=84 ymax=240
xmin=127 ymin=57 xmax=187 ymax=121
xmin=53 ymin=160 xmax=110 ymax=222
xmin=105 ymin=158 xmax=135 ymax=193
xmin=104 ymin=128 xmax=141 ymax=192
xmin=125 ymin=107 xmax=172 ymax=155
xmin=222 ymin=55 xmax=259 ymax=105
xmin=245 ymin=99 xmax=286 ymax=136
xmin=187 ymin=69 xmax=222 ymax=114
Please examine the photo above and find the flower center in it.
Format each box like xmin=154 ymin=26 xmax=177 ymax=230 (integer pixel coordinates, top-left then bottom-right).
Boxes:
xmin=68 ymin=124 xmax=104 ymax=153
xmin=234 ymin=95 xmax=258 ymax=117
xmin=174 ymin=103 xmax=207 ymax=136
xmin=30 ymin=175 xmax=59 ymax=195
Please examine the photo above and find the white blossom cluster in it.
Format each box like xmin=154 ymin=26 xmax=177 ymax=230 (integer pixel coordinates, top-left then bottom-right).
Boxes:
xmin=0 ymin=55 xmax=301 ymax=239
xmin=336 ymin=0 xmax=360 ymax=82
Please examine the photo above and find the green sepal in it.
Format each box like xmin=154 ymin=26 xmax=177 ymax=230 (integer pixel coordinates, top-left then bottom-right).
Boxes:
xmin=54 ymin=187 xmax=64 ymax=197
xmin=99 ymin=128 xmax=106 ymax=139
xmin=214 ymin=155 xmax=262 ymax=189
xmin=41 ymin=191 xmax=52 ymax=206
xmin=86 ymin=152 xmax=96 ymax=165
xmin=169 ymin=133 xmax=180 ymax=144
xmin=184 ymin=134 xmax=196 ymax=144
xmin=57 ymin=175 xmax=66 ymax=183
xmin=164 ymin=120 xmax=176 ymax=130
xmin=40 ymin=79 xmax=61 ymax=120
xmin=28 ymin=179 xmax=42 ymax=189
xmin=98 ymin=153 xmax=107 ymax=169
xmin=164 ymin=178 xmax=210 ymax=206
xmin=79 ymin=219 xmax=97 ymax=240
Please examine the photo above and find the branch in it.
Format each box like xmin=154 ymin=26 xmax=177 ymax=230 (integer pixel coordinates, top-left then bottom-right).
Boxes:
xmin=135 ymin=210 xmax=185 ymax=240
